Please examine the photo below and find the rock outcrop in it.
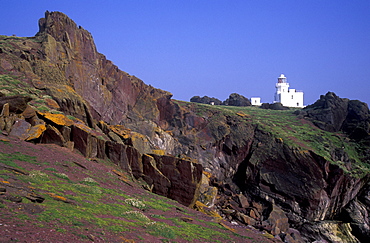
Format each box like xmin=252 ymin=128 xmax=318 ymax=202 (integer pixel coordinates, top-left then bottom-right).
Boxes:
xmin=297 ymin=92 xmax=370 ymax=140
xmin=222 ymin=93 xmax=251 ymax=106
xmin=190 ymin=96 xmax=222 ymax=105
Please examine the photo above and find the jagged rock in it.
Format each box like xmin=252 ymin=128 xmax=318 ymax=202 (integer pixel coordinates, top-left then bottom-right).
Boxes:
xmin=341 ymin=199 xmax=370 ymax=242
xmin=142 ymin=154 xmax=171 ymax=196
xmin=38 ymin=112 xmax=74 ymax=127
xmin=0 ymin=96 xmax=32 ymax=114
xmin=260 ymin=102 xmax=289 ymax=110
xmin=105 ymin=141 xmax=132 ymax=173
xmin=300 ymin=221 xmax=360 ymax=243
xmin=26 ymin=124 xmax=46 ymax=141
xmin=262 ymin=204 xmax=289 ymax=235
xmin=40 ymin=124 xmax=65 ymax=146
xmin=190 ymin=96 xmax=222 ymax=105
xmin=126 ymin=145 xmax=143 ymax=179
xmin=223 ymin=93 xmax=251 ymax=106
xmin=71 ymin=124 xmax=105 ymax=158
xmin=342 ymin=100 xmax=370 ymax=140
xmin=301 ymin=92 xmax=370 ymax=139
xmin=9 ymin=118 xmax=31 ymax=140
xmin=146 ymin=154 xmax=203 ymax=207
xmin=0 ymin=103 xmax=9 ymax=116
xmin=25 ymin=192 xmax=45 ymax=203
xmin=238 ymin=193 xmax=250 ymax=208
xmin=198 ymin=172 xmax=218 ymax=207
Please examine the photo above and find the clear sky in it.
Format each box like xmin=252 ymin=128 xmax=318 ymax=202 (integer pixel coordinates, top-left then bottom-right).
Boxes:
xmin=1 ymin=0 xmax=370 ymax=106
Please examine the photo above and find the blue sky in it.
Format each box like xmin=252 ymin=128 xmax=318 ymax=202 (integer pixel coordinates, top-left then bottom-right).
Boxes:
xmin=1 ymin=1 xmax=370 ymax=106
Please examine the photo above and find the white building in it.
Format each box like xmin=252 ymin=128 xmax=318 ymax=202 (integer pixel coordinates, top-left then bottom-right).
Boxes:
xmin=274 ymin=74 xmax=304 ymax=108
xmin=251 ymin=97 xmax=261 ymax=106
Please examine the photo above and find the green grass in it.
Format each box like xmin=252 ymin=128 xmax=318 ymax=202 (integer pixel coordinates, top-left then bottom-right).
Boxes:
xmin=176 ymin=101 xmax=369 ymax=178
xmin=0 ymin=152 xmax=38 ymax=169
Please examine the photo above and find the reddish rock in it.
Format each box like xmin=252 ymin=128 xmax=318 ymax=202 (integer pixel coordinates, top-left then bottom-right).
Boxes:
xmin=9 ymin=119 xmax=31 ymax=140
xmin=105 ymin=141 xmax=131 ymax=173
xmin=142 ymin=154 xmax=171 ymax=196
xmin=0 ymin=96 xmax=32 ymax=114
xmin=40 ymin=124 xmax=64 ymax=146
xmin=149 ymin=154 xmax=203 ymax=207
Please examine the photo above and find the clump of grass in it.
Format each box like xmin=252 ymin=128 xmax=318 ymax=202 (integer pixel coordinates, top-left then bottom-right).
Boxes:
xmin=52 ymin=172 xmax=70 ymax=181
xmin=74 ymin=183 xmax=102 ymax=194
xmin=145 ymin=221 xmax=176 ymax=239
xmin=80 ymin=177 xmax=99 ymax=186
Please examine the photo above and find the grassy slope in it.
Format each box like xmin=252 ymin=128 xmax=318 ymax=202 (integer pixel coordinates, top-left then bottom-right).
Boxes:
xmin=176 ymin=101 xmax=369 ymax=178
xmin=0 ymin=138 xmax=274 ymax=243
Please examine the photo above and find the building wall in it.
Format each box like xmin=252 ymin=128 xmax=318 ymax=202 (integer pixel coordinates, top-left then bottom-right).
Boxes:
xmin=279 ymin=89 xmax=304 ymax=107
xmin=251 ymin=97 xmax=261 ymax=106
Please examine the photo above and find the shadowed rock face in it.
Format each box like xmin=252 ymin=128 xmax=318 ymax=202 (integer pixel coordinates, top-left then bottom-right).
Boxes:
xmin=223 ymin=93 xmax=251 ymax=106
xmin=299 ymin=92 xmax=370 ymax=140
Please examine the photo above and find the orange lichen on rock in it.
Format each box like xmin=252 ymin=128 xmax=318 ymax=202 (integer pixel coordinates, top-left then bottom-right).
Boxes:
xmin=202 ymin=171 xmax=213 ymax=179
xmin=38 ymin=112 xmax=74 ymax=126
xmin=109 ymin=125 xmax=131 ymax=139
xmin=194 ymin=201 xmax=222 ymax=220
xmin=46 ymin=192 xmax=68 ymax=202
xmin=118 ymin=236 xmax=135 ymax=243
xmin=152 ymin=149 xmax=165 ymax=156
xmin=236 ymin=112 xmax=249 ymax=117
xmin=26 ymin=124 xmax=47 ymax=141
xmin=219 ymin=222 xmax=236 ymax=232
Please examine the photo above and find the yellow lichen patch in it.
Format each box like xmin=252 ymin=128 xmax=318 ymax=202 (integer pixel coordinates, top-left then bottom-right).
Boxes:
xmin=38 ymin=112 xmax=74 ymax=126
xmin=202 ymin=171 xmax=213 ymax=179
xmin=219 ymin=222 xmax=236 ymax=232
xmin=109 ymin=125 xmax=131 ymax=139
xmin=118 ymin=236 xmax=136 ymax=243
xmin=236 ymin=112 xmax=249 ymax=117
xmin=26 ymin=124 xmax=46 ymax=141
xmin=194 ymin=201 xmax=222 ymax=221
xmin=165 ymin=130 xmax=173 ymax=136
xmin=46 ymin=192 xmax=68 ymax=202
xmin=262 ymin=231 xmax=275 ymax=239
xmin=1 ymin=180 xmax=10 ymax=184
xmin=0 ymin=138 xmax=10 ymax=142
xmin=152 ymin=149 xmax=165 ymax=156
xmin=299 ymin=149 xmax=310 ymax=155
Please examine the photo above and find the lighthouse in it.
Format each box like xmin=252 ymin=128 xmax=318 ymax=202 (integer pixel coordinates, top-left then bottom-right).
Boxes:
xmin=274 ymin=74 xmax=304 ymax=108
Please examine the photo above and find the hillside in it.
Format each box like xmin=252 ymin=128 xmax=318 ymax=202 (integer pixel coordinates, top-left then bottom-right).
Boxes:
xmin=1 ymin=11 xmax=370 ymax=242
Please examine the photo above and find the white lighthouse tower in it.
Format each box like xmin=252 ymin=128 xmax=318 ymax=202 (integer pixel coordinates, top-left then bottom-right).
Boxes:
xmin=274 ymin=74 xmax=304 ymax=108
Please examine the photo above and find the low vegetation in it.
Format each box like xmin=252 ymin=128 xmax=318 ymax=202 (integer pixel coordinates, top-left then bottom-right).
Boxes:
xmin=0 ymin=139 xmax=260 ymax=242
xmin=176 ymin=101 xmax=369 ymax=178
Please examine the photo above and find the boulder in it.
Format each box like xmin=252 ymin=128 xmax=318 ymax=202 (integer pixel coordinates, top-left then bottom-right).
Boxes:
xmin=260 ymin=102 xmax=289 ymax=110
xmin=262 ymin=204 xmax=289 ymax=235
xmin=9 ymin=118 xmax=31 ymax=140
xmin=40 ymin=124 xmax=65 ymax=146
xmin=26 ymin=124 xmax=47 ymax=141
xmin=223 ymin=93 xmax=251 ymax=106
xmin=190 ymin=96 xmax=222 ymax=105
xmin=0 ymin=96 xmax=32 ymax=114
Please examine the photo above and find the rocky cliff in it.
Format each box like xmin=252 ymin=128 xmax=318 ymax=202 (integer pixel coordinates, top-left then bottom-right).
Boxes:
xmin=1 ymin=11 xmax=369 ymax=242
